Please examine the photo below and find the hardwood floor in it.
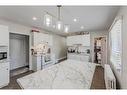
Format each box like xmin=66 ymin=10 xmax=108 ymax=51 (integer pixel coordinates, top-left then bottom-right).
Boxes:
xmin=1 ymin=71 xmax=34 ymax=89
xmin=1 ymin=66 xmax=105 ymax=89
xmin=91 ymin=66 xmax=106 ymax=89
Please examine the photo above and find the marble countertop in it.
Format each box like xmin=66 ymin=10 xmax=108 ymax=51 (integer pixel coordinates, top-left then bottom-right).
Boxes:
xmin=17 ymin=59 xmax=96 ymax=89
xmin=67 ymin=53 xmax=90 ymax=56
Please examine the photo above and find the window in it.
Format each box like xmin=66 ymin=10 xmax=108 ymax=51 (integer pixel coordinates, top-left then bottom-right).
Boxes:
xmin=110 ymin=18 xmax=122 ymax=74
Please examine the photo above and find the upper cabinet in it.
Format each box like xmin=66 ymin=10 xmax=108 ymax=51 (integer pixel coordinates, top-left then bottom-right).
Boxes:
xmin=67 ymin=34 xmax=90 ymax=46
xmin=32 ymin=32 xmax=53 ymax=46
xmin=0 ymin=25 xmax=9 ymax=46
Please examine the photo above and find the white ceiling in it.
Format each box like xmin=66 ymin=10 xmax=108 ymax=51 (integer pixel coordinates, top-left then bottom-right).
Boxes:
xmin=0 ymin=6 xmax=120 ymax=35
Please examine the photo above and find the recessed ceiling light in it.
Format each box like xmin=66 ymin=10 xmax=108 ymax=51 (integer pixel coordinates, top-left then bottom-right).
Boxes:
xmin=81 ymin=26 xmax=84 ymax=29
xmin=32 ymin=17 xmax=37 ymax=21
xmin=73 ymin=18 xmax=77 ymax=22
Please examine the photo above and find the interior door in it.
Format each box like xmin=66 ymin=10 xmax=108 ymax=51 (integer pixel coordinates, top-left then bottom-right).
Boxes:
xmin=10 ymin=37 xmax=26 ymax=70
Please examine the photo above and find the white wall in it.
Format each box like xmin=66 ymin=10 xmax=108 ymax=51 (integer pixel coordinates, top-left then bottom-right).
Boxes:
xmin=90 ymin=31 xmax=109 ymax=62
xmin=109 ymin=7 xmax=127 ymax=89
xmin=52 ymin=35 xmax=67 ymax=62
xmin=0 ymin=19 xmax=67 ymax=70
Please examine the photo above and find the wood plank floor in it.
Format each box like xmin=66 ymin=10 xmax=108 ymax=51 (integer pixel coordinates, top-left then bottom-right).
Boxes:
xmin=1 ymin=71 xmax=34 ymax=89
xmin=1 ymin=66 xmax=105 ymax=89
xmin=91 ymin=66 xmax=106 ymax=89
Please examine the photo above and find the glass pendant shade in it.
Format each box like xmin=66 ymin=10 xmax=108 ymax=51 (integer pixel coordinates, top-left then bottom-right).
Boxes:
xmin=56 ymin=21 xmax=63 ymax=30
xmin=64 ymin=25 xmax=69 ymax=33
xmin=44 ymin=13 xmax=52 ymax=27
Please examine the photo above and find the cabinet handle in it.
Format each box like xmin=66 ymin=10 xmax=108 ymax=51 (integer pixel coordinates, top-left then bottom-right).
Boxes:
xmin=6 ymin=68 xmax=8 ymax=70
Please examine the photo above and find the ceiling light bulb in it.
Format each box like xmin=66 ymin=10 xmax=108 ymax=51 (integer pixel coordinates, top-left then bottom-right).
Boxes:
xmin=64 ymin=25 xmax=69 ymax=33
xmin=33 ymin=17 xmax=37 ymax=21
xmin=56 ymin=21 xmax=63 ymax=30
xmin=73 ymin=19 xmax=77 ymax=22
xmin=44 ymin=13 xmax=52 ymax=27
xmin=81 ymin=26 xmax=84 ymax=29
xmin=46 ymin=18 xmax=50 ymax=26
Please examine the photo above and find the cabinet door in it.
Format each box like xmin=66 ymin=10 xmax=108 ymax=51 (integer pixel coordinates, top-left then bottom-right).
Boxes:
xmin=67 ymin=35 xmax=90 ymax=46
xmin=83 ymin=35 xmax=90 ymax=46
xmin=37 ymin=56 xmax=42 ymax=71
xmin=43 ymin=34 xmax=53 ymax=46
xmin=0 ymin=62 xmax=9 ymax=87
xmin=67 ymin=36 xmax=72 ymax=46
xmin=33 ymin=32 xmax=53 ymax=46
xmin=0 ymin=25 xmax=9 ymax=46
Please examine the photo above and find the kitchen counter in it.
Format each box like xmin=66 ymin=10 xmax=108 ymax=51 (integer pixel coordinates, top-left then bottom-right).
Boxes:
xmin=67 ymin=53 xmax=90 ymax=62
xmin=67 ymin=52 xmax=90 ymax=56
xmin=17 ymin=59 xmax=96 ymax=89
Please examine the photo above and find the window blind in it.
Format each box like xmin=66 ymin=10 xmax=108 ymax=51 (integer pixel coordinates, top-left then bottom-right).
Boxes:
xmin=110 ymin=19 xmax=122 ymax=70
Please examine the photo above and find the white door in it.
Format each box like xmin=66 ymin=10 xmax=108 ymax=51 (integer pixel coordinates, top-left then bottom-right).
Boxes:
xmin=10 ymin=37 xmax=26 ymax=70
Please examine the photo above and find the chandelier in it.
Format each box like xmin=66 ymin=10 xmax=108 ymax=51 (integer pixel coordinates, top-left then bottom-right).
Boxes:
xmin=44 ymin=5 xmax=69 ymax=33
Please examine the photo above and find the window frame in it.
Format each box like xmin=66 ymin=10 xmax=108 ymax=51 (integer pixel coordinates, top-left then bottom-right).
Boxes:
xmin=109 ymin=16 xmax=123 ymax=75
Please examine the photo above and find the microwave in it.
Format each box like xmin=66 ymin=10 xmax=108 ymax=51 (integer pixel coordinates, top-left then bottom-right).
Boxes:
xmin=0 ymin=52 xmax=7 ymax=60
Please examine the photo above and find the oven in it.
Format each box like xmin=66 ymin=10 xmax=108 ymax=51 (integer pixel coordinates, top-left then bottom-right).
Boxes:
xmin=0 ymin=52 xmax=7 ymax=60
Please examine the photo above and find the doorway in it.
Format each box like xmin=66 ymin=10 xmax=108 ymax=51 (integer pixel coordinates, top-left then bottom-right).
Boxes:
xmin=94 ymin=37 xmax=107 ymax=68
xmin=9 ymin=33 xmax=29 ymax=76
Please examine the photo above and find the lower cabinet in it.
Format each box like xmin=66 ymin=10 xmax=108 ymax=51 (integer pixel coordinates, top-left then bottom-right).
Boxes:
xmin=0 ymin=62 xmax=10 ymax=88
xmin=32 ymin=54 xmax=55 ymax=71
xmin=67 ymin=53 xmax=90 ymax=62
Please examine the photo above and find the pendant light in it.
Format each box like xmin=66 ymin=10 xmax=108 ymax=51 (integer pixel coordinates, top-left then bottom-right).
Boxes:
xmin=56 ymin=5 xmax=63 ymax=31
xmin=64 ymin=25 xmax=69 ymax=33
xmin=44 ymin=12 xmax=52 ymax=27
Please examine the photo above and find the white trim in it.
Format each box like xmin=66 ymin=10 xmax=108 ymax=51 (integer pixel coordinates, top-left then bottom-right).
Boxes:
xmin=108 ymin=16 xmax=123 ymax=32
xmin=93 ymin=35 xmax=108 ymax=65
xmin=9 ymin=31 xmax=30 ymax=36
xmin=9 ymin=31 xmax=32 ymax=71
xmin=56 ymin=56 xmax=67 ymax=63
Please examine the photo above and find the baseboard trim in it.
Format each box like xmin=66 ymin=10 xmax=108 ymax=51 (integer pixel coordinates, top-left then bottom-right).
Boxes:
xmin=10 ymin=65 xmax=29 ymax=71
xmin=55 ymin=56 xmax=67 ymax=63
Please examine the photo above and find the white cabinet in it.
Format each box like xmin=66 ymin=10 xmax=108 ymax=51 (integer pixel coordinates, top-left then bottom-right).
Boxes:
xmin=0 ymin=62 xmax=10 ymax=88
xmin=32 ymin=54 xmax=55 ymax=71
xmin=32 ymin=55 xmax=42 ymax=71
xmin=32 ymin=32 xmax=53 ymax=46
xmin=82 ymin=35 xmax=90 ymax=46
xmin=67 ymin=34 xmax=90 ymax=46
xmin=67 ymin=53 xmax=90 ymax=62
xmin=0 ymin=25 xmax=9 ymax=46
xmin=67 ymin=36 xmax=73 ymax=46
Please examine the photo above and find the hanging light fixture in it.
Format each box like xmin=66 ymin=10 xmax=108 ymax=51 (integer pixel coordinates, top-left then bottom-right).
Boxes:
xmin=43 ymin=6 xmax=70 ymax=33
xmin=44 ymin=12 xmax=52 ymax=27
xmin=56 ymin=5 xmax=63 ymax=31
xmin=64 ymin=25 xmax=69 ymax=33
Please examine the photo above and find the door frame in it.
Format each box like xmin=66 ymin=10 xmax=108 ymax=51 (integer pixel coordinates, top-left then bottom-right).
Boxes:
xmin=9 ymin=31 xmax=32 ymax=70
xmin=93 ymin=36 xmax=108 ymax=66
